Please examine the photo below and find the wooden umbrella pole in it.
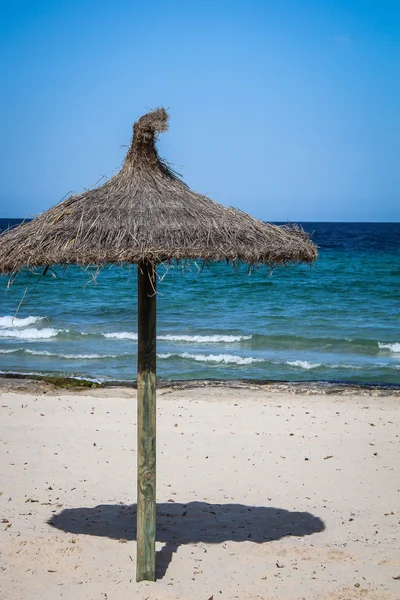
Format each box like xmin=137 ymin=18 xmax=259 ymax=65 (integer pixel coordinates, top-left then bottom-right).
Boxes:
xmin=137 ymin=262 xmax=157 ymax=582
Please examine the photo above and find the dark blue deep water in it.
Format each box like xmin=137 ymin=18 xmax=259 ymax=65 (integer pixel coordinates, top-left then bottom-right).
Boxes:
xmin=0 ymin=220 xmax=399 ymax=384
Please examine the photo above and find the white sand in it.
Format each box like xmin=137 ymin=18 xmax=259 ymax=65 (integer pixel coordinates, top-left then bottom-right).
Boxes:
xmin=0 ymin=385 xmax=399 ymax=599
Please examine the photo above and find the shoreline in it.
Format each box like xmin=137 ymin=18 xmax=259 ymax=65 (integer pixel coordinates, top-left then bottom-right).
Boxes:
xmin=0 ymin=372 xmax=399 ymax=395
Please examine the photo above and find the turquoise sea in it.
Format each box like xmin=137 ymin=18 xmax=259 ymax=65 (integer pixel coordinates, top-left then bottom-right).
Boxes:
xmin=0 ymin=221 xmax=399 ymax=385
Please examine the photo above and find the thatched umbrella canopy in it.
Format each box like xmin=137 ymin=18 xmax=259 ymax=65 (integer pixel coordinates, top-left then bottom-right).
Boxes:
xmin=0 ymin=108 xmax=316 ymax=273
xmin=0 ymin=108 xmax=317 ymax=582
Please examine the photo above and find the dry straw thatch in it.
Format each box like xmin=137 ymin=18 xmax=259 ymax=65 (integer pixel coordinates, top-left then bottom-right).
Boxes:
xmin=0 ymin=108 xmax=317 ymax=274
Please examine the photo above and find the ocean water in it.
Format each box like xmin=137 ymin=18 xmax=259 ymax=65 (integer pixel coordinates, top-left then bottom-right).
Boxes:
xmin=0 ymin=220 xmax=399 ymax=385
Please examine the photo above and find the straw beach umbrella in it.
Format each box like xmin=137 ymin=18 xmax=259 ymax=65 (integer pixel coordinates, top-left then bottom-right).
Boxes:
xmin=0 ymin=108 xmax=317 ymax=581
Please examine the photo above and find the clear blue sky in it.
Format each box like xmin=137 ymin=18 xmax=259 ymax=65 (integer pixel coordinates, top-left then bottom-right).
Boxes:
xmin=1 ymin=0 xmax=399 ymax=221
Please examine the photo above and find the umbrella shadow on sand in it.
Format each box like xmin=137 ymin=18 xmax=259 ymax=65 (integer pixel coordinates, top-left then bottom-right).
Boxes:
xmin=48 ymin=501 xmax=325 ymax=579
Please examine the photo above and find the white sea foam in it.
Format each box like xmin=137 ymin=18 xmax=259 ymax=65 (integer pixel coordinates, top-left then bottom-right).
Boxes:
xmin=0 ymin=328 xmax=61 ymax=340
xmin=104 ymin=332 xmax=251 ymax=343
xmin=0 ymin=369 xmax=51 ymax=378
xmin=287 ymin=360 xmax=364 ymax=371
xmin=0 ymin=348 xmax=119 ymax=359
xmin=378 ymin=342 xmax=400 ymax=353
xmin=104 ymin=332 xmax=138 ymax=340
xmin=328 ymin=363 xmax=363 ymax=370
xmin=0 ymin=315 xmax=44 ymax=328
xmin=159 ymin=352 xmax=263 ymax=365
xmin=158 ymin=334 xmax=252 ymax=343
xmin=287 ymin=360 xmax=322 ymax=370
xmin=62 ymin=353 xmax=119 ymax=360
xmin=23 ymin=349 xmax=54 ymax=356
xmin=25 ymin=350 xmax=119 ymax=359
xmin=69 ymin=375 xmax=108 ymax=383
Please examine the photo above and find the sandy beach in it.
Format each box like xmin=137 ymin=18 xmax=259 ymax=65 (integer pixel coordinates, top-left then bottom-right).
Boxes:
xmin=0 ymin=382 xmax=399 ymax=600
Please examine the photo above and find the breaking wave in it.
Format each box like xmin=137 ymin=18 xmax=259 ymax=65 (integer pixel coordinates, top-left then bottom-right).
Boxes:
xmin=378 ymin=342 xmax=400 ymax=353
xmin=104 ymin=332 xmax=138 ymax=341
xmin=0 ymin=315 xmax=45 ymax=328
xmin=158 ymin=334 xmax=252 ymax=343
xmin=157 ymin=352 xmax=264 ymax=365
xmin=0 ymin=328 xmax=62 ymax=340
xmin=0 ymin=348 xmax=122 ymax=360
xmin=286 ymin=360 xmax=322 ymax=370
xmin=103 ymin=332 xmax=251 ymax=343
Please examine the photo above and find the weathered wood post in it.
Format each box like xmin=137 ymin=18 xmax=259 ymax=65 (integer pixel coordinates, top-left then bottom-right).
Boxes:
xmin=137 ymin=262 xmax=157 ymax=582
